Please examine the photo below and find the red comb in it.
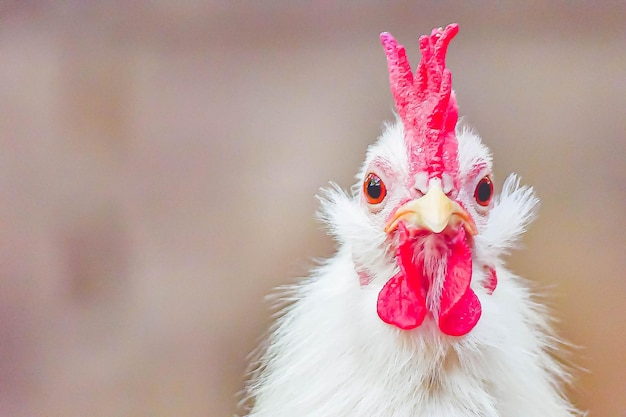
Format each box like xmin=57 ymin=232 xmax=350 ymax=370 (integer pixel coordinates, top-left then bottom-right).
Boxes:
xmin=381 ymin=24 xmax=460 ymax=186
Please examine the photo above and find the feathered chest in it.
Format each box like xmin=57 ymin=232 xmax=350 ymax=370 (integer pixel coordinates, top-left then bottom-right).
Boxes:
xmin=245 ymin=251 xmax=546 ymax=417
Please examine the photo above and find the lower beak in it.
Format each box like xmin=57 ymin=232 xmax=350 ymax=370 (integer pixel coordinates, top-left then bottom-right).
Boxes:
xmin=384 ymin=185 xmax=477 ymax=235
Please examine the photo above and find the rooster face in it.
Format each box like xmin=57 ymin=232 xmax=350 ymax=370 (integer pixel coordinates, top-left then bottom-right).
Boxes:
xmin=359 ymin=124 xmax=494 ymax=238
xmin=321 ymin=25 xmax=511 ymax=337
xmin=356 ymin=123 xmax=495 ymax=336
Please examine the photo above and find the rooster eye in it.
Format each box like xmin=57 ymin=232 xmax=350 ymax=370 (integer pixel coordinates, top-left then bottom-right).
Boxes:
xmin=363 ymin=173 xmax=387 ymax=205
xmin=474 ymin=176 xmax=493 ymax=207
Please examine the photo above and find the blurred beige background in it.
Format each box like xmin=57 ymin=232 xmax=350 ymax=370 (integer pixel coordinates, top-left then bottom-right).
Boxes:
xmin=0 ymin=2 xmax=624 ymax=416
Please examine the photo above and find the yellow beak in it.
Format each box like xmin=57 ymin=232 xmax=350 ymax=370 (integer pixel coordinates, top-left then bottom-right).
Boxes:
xmin=384 ymin=185 xmax=477 ymax=235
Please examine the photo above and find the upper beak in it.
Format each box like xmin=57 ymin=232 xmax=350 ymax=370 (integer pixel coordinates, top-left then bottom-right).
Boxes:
xmin=384 ymin=185 xmax=477 ymax=235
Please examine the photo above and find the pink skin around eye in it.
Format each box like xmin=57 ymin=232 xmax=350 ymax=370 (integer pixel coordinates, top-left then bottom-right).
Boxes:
xmin=468 ymin=162 xmax=488 ymax=180
xmin=363 ymin=159 xmax=426 ymax=207
xmin=367 ymin=159 xmax=399 ymax=186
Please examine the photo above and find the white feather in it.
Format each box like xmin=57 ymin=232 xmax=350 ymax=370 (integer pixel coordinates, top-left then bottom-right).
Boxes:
xmin=241 ymin=120 xmax=578 ymax=417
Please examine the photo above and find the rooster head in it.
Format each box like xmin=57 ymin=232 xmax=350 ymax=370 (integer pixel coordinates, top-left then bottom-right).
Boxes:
xmin=320 ymin=24 xmax=535 ymax=338
xmin=375 ymin=24 xmax=482 ymax=336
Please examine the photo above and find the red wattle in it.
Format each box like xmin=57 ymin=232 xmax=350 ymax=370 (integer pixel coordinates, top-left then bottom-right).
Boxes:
xmin=376 ymin=223 xmax=427 ymax=330
xmin=438 ymin=285 xmax=481 ymax=336
xmin=438 ymin=228 xmax=482 ymax=336
xmin=377 ymin=272 xmax=427 ymax=330
xmin=376 ymin=224 xmax=482 ymax=336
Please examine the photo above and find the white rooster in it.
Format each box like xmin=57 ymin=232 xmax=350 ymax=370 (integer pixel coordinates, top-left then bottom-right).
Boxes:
xmin=243 ymin=23 xmax=578 ymax=417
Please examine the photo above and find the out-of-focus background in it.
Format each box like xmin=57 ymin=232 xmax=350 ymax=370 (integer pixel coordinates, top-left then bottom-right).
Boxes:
xmin=0 ymin=2 xmax=624 ymax=416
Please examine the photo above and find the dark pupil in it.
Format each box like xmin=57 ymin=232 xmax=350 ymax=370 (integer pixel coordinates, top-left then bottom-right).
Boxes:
xmin=367 ymin=178 xmax=382 ymax=199
xmin=477 ymin=181 xmax=492 ymax=202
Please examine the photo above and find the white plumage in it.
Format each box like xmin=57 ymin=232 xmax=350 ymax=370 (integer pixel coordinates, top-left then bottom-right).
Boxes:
xmin=242 ymin=25 xmax=578 ymax=417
